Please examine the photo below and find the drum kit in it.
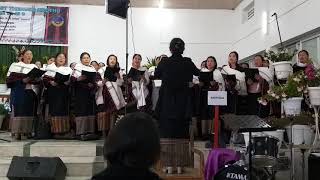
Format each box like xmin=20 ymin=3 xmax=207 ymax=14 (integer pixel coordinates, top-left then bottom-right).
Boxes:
xmin=217 ymin=115 xmax=294 ymax=180
xmin=215 ymin=130 xmax=288 ymax=180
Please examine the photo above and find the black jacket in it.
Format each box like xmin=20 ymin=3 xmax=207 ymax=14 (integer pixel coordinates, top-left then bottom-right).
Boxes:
xmin=92 ymin=164 xmax=161 ymax=180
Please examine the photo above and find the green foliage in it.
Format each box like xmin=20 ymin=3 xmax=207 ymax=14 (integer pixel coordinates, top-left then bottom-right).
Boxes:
xmin=266 ymin=112 xmax=315 ymax=128
xmin=143 ymin=56 xmax=158 ymax=69
xmin=265 ymin=49 xmax=297 ymax=63
xmin=0 ymin=65 xmax=9 ymax=84
xmin=259 ymin=71 xmax=306 ymax=103
xmin=0 ymin=104 xmax=9 ymax=115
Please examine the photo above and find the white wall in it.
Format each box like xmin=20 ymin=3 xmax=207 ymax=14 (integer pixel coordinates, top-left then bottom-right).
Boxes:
xmin=232 ymin=0 xmax=320 ymax=59
xmin=68 ymin=6 xmax=235 ymax=68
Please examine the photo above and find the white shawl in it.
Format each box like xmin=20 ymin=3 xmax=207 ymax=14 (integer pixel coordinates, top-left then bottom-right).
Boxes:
xmin=131 ymin=67 xmax=150 ymax=108
xmin=221 ymin=66 xmax=247 ymax=95
xmin=201 ymin=68 xmax=226 ymax=91
xmin=72 ymin=63 xmax=96 ymax=78
xmin=7 ymin=62 xmax=39 ymax=94
xmin=96 ymin=66 xmax=126 ymax=110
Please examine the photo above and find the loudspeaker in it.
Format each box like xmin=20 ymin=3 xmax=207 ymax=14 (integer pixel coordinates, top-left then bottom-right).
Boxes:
xmin=105 ymin=0 xmax=129 ymax=19
xmin=7 ymin=156 xmax=67 ymax=180
xmin=309 ymin=153 xmax=320 ymax=180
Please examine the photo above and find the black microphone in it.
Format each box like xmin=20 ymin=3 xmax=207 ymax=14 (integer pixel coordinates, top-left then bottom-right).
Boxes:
xmin=1 ymin=11 xmax=16 ymax=15
xmin=271 ymin=13 xmax=277 ymax=17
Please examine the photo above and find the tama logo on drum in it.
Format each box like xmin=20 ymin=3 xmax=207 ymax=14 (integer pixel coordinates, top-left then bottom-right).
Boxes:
xmin=226 ymin=173 xmax=247 ymax=180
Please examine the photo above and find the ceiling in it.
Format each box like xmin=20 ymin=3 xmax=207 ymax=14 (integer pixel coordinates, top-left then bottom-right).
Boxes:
xmin=4 ymin=0 xmax=242 ymax=10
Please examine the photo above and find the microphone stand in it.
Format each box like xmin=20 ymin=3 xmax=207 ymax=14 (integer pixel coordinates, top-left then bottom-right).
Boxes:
xmin=0 ymin=12 xmax=14 ymax=41
xmin=272 ymin=13 xmax=284 ymax=50
xmin=124 ymin=1 xmax=129 ymax=115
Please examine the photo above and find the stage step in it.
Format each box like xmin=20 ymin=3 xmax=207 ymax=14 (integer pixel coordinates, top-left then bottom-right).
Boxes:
xmin=0 ymin=156 xmax=105 ymax=177
xmin=30 ymin=141 xmax=99 ymax=157
xmin=0 ymin=142 xmax=30 ymax=157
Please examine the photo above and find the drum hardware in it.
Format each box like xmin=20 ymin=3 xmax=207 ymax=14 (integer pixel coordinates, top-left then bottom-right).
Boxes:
xmin=238 ymin=127 xmax=277 ymax=180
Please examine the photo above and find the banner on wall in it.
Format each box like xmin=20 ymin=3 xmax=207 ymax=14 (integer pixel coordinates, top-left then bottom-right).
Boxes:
xmin=0 ymin=3 xmax=69 ymax=45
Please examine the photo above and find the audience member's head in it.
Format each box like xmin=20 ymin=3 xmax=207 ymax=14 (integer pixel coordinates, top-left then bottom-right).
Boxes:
xmin=104 ymin=112 xmax=160 ymax=169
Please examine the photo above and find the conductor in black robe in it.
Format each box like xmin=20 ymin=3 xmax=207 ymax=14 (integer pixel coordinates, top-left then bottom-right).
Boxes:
xmin=154 ymin=38 xmax=199 ymax=171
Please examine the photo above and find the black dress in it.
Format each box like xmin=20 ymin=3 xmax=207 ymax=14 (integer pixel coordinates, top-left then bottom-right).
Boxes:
xmin=154 ymin=54 xmax=200 ymax=138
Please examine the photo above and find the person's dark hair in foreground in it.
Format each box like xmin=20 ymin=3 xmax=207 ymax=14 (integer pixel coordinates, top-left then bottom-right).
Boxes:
xmin=92 ymin=112 xmax=161 ymax=180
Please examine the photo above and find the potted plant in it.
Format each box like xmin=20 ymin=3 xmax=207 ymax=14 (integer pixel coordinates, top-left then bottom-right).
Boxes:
xmin=265 ymin=49 xmax=296 ymax=80
xmin=259 ymin=71 xmax=306 ymax=116
xmin=0 ymin=65 xmax=9 ymax=93
xmin=303 ymin=63 xmax=320 ymax=106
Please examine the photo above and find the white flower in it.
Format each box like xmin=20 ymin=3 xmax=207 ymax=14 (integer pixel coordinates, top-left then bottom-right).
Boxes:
xmin=293 ymin=77 xmax=301 ymax=82
xmin=282 ymin=93 xmax=287 ymax=98
xmin=275 ymin=95 xmax=280 ymax=99
xmin=267 ymin=90 xmax=272 ymax=94
xmin=297 ymin=87 xmax=303 ymax=92
xmin=304 ymin=89 xmax=308 ymax=93
xmin=271 ymin=93 xmax=276 ymax=97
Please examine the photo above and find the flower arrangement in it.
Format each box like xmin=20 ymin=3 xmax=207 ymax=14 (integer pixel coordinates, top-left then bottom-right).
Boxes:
xmin=304 ymin=63 xmax=320 ymax=87
xmin=264 ymin=49 xmax=297 ymax=63
xmin=258 ymin=71 xmax=306 ymax=105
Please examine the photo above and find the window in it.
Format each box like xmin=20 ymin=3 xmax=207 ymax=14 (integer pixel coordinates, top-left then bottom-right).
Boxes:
xmin=242 ymin=1 xmax=255 ymax=23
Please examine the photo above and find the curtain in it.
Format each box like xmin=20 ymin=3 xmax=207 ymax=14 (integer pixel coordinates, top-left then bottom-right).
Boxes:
xmin=0 ymin=44 xmax=68 ymax=66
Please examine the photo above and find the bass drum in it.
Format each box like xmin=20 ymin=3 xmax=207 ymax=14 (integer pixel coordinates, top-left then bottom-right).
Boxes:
xmin=214 ymin=164 xmax=269 ymax=180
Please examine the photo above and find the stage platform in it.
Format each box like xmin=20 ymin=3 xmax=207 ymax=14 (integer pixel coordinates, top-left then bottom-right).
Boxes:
xmin=0 ymin=132 xmax=308 ymax=180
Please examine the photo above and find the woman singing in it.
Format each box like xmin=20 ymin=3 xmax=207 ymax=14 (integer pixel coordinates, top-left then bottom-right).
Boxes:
xmin=127 ymin=54 xmax=151 ymax=112
xmin=246 ymin=55 xmax=270 ymax=117
xmin=7 ymin=50 xmax=40 ymax=140
xmin=199 ymin=56 xmax=225 ymax=139
xmin=43 ymin=53 xmax=73 ymax=139
xmin=71 ymin=52 xmax=98 ymax=141
xmin=155 ymin=38 xmax=199 ymax=174
xmin=222 ymin=51 xmax=247 ymax=114
xmin=97 ymin=55 xmax=126 ymax=137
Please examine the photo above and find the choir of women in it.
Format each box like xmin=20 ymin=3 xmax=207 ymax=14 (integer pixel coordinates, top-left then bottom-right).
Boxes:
xmin=5 ymin=43 xmax=313 ymax=150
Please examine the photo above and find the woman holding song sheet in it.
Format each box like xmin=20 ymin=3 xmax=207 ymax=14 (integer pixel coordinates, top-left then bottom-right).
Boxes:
xmin=71 ymin=52 xmax=98 ymax=141
xmin=97 ymin=55 xmax=126 ymax=137
xmin=43 ymin=53 xmax=73 ymax=139
xmin=199 ymin=56 xmax=225 ymax=139
xmin=222 ymin=51 xmax=247 ymax=114
xmin=127 ymin=54 xmax=151 ymax=112
xmin=6 ymin=50 xmax=43 ymax=140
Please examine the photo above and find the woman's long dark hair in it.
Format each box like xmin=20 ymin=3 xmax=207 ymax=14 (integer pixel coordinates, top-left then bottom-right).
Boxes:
xmin=107 ymin=54 xmax=120 ymax=68
xmin=207 ymin=56 xmax=218 ymax=70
